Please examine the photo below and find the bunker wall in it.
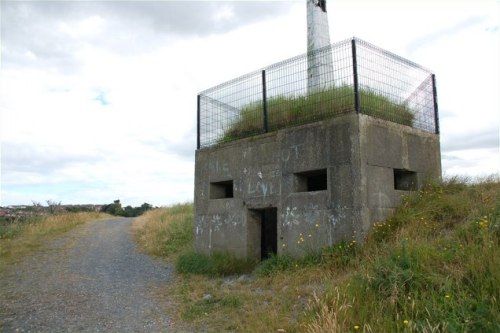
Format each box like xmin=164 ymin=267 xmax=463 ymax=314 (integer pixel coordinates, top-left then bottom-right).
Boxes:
xmin=194 ymin=113 xmax=441 ymax=259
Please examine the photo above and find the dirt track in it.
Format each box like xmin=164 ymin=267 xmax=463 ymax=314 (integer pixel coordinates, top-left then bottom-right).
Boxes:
xmin=0 ymin=218 xmax=175 ymax=332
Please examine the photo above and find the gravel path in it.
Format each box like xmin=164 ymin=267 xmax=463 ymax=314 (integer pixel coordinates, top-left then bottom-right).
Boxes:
xmin=0 ymin=218 xmax=174 ymax=333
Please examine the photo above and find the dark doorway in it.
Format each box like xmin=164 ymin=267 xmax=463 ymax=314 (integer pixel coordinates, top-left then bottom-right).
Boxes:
xmin=260 ymin=208 xmax=278 ymax=260
xmin=247 ymin=207 xmax=278 ymax=261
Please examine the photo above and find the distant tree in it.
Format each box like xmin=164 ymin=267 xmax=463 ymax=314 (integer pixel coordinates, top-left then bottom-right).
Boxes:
xmin=101 ymin=200 xmax=153 ymax=217
xmin=136 ymin=203 xmax=153 ymax=216
xmin=30 ymin=201 xmax=43 ymax=213
xmin=123 ymin=205 xmax=135 ymax=217
xmin=46 ymin=200 xmax=61 ymax=214
xmin=101 ymin=199 xmax=124 ymax=216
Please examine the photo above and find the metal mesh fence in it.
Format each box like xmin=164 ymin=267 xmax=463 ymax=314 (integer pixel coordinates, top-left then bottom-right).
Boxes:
xmin=355 ymin=39 xmax=437 ymax=132
xmin=198 ymin=37 xmax=438 ymax=149
xmin=198 ymin=70 xmax=263 ymax=148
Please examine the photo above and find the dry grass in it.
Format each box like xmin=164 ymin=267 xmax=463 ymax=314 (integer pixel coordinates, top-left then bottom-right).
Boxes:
xmin=306 ymin=289 xmax=355 ymax=333
xmin=0 ymin=212 xmax=110 ymax=271
xmin=166 ymin=266 xmax=331 ymax=333
xmin=132 ymin=203 xmax=193 ymax=260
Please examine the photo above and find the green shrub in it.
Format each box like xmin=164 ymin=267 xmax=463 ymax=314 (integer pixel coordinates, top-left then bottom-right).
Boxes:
xmin=369 ymin=242 xmax=430 ymax=300
xmin=176 ymin=251 xmax=255 ymax=277
xmin=253 ymin=254 xmax=297 ymax=276
xmin=254 ymin=253 xmax=322 ymax=277
xmin=321 ymin=240 xmax=359 ymax=269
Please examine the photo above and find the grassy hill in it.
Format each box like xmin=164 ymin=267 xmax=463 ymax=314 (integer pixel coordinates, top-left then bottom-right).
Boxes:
xmin=133 ymin=177 xmax=499 ymax=333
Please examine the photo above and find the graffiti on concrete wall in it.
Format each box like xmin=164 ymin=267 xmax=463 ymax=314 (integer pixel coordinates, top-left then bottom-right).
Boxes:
xmin=196 ymin=213 xmax=243 ymax=251
xmin=328 ymin=205 xmax=348 ymax=246
xmin=272 ymin=144 xmax=303 ymax=164
xmin=244 ymin=168 xmax=281 ymax=198
xmin=280 ymin=204 xmax=350 ymax=248
xmin=209 ymin=159 xmax=230 ymax=176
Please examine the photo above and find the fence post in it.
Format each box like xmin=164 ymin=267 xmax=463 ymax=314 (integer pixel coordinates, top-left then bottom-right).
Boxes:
xmin=351 ymin=38 xmax=360 ymax=114
xmin=262 ymin=70 xmax=269 ymax=133
xmin=197 ymin=94 xmax=201 ymax=149
xmin=431 ymin=74 xmax=440 ymax=134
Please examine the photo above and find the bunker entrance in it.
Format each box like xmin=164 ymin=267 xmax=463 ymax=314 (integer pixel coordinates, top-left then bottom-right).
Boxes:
xmin=248 ymin=208 xmax=277 ymax=260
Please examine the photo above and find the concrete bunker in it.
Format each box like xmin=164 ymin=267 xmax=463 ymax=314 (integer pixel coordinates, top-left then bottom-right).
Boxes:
xmin=194 ymin=38 xmax=441 ymax=259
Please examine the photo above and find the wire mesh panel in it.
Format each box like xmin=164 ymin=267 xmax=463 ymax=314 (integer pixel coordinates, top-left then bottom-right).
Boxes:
xmin=198 ymin=37 xmax=438 ymax=149
xmin=355 ymin=39 xmax=436 ymax=131
xmin=404 ymin=74 xmax=438 ymax=133
xmin=265 ymin=39 xmax=355 ymax=132
xmin=199 ymin=70 xmax=263 ymax=148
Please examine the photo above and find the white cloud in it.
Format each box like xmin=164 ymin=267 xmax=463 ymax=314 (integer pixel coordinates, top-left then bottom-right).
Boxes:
xmin=213 ymin=5 xmax=236 ymax=22
xmin=1 ymin=0 xmax=499 ymax=207
xmin=58 ymin=15 xmax=107 ymax=39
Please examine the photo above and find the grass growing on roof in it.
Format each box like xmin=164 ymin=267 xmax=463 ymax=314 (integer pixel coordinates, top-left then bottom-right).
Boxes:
xmin=219 ymin=85 xmax=414 ymax=144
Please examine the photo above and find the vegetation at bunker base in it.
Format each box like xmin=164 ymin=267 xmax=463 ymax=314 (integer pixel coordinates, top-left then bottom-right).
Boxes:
xmin=135 ymin=177 xmax=499 ymax=333
xmin=220 ymin=86 xmax=414 ymax=144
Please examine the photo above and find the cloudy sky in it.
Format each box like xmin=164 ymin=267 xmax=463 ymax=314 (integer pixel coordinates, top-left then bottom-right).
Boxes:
xmin=1 ymin=0 xmax=499 ymax=207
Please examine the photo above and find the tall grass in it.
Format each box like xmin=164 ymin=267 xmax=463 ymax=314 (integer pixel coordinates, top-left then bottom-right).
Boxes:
xmin=220 ymin=86 xmax=413 ymax=143
xmin=132 ymin=203 xmax=194 ymax=259
xmin=135 ymin=177 xmax=499 ymax=333
xmin=305 ymin=177 xmax=500 ymax=333
xmin=0 ymin=212 xmax=109 ymax=271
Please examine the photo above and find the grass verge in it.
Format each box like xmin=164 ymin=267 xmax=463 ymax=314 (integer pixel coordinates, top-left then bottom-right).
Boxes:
xmin=0 ymin=212 xmax=110 ymax=272
xmin=135 ymin=177 xmax=500 ymax=333
xmin=132 ymin=203 xmax=193 ymax=260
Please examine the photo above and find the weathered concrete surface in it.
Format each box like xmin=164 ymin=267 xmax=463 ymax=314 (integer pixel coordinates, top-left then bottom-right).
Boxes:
xmin=359 ymin=115 xmax=442 ymax=233
xmin=194 ymin=113 xmax=441 ymax=259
